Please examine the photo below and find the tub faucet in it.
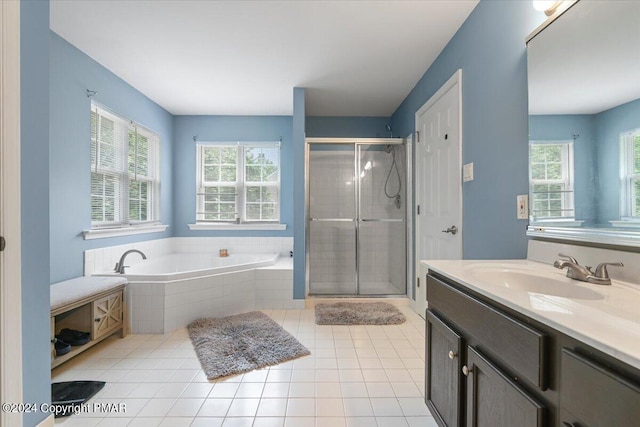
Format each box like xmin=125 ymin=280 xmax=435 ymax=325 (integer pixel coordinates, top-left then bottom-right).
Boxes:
xmin=553 ymin=253 xmax=623 ymax=285
xmin=114 ymin=249 xmax=147 ymax=274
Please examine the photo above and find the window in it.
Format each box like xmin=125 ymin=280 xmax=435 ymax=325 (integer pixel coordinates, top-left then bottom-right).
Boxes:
xmin=196 ymin=142 xmax=280 ymax=223
xmin=529 ymin=141 xmax=574 ymax=220
xmin=621 ymin=129 xmax=640 ymax=220
xmin=90 ymin=103 xmax=160 ymax=228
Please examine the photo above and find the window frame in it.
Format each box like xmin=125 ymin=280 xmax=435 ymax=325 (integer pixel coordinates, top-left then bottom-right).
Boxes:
xmin=620 ymin=129 xmax=640 ymax=221
xmin=529 ymin=140 xmax=575 ymax=221
xmin=90 ymin=101 xmax=161 ymax=230
xmin=195 ymin=142 xmax=281 ymax=224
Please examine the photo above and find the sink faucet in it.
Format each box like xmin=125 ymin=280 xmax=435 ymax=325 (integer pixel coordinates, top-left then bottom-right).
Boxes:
xmin=553 ymin=253 xmax=623 ymax=285
xmin=114 ymin=249 xmax=147 ymax=274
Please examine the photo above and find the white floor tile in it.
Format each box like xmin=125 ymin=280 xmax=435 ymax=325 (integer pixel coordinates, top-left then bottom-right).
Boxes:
xmin=51 ymin=306 xmax=428 ymax=427
xmin=226 ymin=398 xmax=260 ymax=417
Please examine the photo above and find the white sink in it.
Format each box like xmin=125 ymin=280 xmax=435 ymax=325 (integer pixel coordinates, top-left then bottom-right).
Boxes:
xmin=467 ymin=265 xmax=605 ymax=301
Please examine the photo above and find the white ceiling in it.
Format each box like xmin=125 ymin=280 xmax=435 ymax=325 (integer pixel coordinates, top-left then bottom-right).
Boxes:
xmin=528 ymin=0 xmax=640 ymax=115
xmin=50 ymin=0 xmax=478 ymax=117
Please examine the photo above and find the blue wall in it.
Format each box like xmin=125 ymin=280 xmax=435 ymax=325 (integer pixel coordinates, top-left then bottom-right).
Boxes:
xmin=595 ymin=98 xmax=640 ymax=223
xmin=49 ymin=32 xmax=174 ymax=283
xmin=172 ymin=116 xmax=293 ymax=237
xmin=529 ymin=114 xmax=598 ymax=225
xmin=306 ymin=116 xmax=390 ymax=138
xmin=391 ymin=0 xmax=544 ymax=260
xmin=22 ymin=2 xmax=51 ymax=425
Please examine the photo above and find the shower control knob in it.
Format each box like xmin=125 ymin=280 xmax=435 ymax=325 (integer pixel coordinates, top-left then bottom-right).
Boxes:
xmin=442 ymin=225 xmax=458 ymax=235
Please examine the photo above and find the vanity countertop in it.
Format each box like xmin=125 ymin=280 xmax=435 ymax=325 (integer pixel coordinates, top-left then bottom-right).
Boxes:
xmin=422 ymin=259 xmax=640 ymax=370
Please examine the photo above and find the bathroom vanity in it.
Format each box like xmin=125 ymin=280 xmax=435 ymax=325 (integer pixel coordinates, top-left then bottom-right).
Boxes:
xmin=422 ymin=260 xmax=640 ymax=427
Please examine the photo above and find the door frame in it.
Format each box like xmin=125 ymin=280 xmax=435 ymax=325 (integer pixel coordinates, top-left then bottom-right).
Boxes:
xmin=1 ymin=1 xmax=24 ymax=426
xmin=413 ymin=69 xmax=463 ymax=317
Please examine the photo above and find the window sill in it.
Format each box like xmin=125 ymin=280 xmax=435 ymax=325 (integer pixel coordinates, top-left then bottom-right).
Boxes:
xmin=188 ymin=223 xmax=287 ymax=231
xmin=83 ymin=224 xmax=169 ymax=240
xmin=609 ymin=220 xmax=640 ymax=229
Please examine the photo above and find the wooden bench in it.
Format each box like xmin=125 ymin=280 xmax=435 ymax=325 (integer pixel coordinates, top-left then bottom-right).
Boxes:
xmin=50 ymin=276 xmax=128 ymax=368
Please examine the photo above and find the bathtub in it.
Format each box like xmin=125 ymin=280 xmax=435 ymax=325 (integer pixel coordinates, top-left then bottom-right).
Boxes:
xmin=98 ymin=252 xmax=280 ymax=281
xmin=94 ymin=252 xmax=296 ymax=333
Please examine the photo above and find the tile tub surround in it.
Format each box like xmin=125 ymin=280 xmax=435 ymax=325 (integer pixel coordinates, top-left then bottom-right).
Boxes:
xmin=84 ymin=237 xmax=294 ymax=276
xmin=127 ymin=258 xmax=300 ymax=334
xmin=84 ymin=237 xmax=296 ymax=334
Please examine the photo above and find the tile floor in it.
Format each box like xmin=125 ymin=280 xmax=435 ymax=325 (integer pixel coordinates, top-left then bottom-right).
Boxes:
xmin=52 ymin=305 xmax=436 ymax=427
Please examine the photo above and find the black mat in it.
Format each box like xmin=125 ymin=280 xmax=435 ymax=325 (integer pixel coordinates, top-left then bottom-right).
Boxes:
xmin=51 ymin=381 xmax=105 ymax=417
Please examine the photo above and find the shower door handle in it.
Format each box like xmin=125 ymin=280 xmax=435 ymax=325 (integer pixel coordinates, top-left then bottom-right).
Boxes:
xmin=442 ymin=225 xmax=458 ymax=235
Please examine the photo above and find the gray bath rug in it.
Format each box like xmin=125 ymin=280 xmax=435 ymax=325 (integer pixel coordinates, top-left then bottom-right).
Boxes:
xmin=315 ymin=302 xmax=406 ymax=325
xmin=188 ymin=311 xmax=310 ymax=380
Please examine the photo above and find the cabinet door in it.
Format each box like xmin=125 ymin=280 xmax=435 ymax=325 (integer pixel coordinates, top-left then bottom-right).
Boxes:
xmin=561 ymin=348 xmax=640 ymax=427
xmin=426 ymin=310 xmax=463 ymax=427
xmin=465 ymin=346 xmax=545 ymax=427
xmin=92 ymin=290 xmax=123 ymax=340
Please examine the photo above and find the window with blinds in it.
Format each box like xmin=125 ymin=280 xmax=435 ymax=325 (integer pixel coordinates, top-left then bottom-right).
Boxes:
xmin=621 ymin=129 xmax=640 ymax=220
xmin=196 ymin=142 xmax=280 ymax=223
xmin=529 ymin=141 xmax=574 ymax=220
xmin=90 ymin=102 xmax=160 ymax=228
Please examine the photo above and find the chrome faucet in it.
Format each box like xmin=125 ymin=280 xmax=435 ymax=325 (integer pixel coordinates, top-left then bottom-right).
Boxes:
xmin=114 ymin=249 xmax=147 ymax=274
xmin=553 ymin=253 xmax=623 ymax=285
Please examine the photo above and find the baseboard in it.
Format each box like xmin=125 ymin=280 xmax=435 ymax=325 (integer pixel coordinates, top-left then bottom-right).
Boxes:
xmin=36 ymin=414 xmax=54 ymax=427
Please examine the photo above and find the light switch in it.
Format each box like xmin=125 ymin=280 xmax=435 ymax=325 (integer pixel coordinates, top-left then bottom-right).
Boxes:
xmin=517 ymin=194 xmax=529 ymax=219
xmin=463 ymin=162 xmax=474 ymax=182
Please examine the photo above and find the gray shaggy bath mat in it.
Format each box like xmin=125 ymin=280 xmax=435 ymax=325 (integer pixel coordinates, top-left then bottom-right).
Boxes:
xmin=188 ymin=311 xmax=310 ymax=380
xmin=315 ymin=302 xmax=406 ymax=325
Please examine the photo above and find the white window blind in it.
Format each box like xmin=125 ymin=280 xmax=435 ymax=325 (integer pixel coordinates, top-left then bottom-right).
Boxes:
xmin=529 ymin=141 xmax=574 ymax=220
xmin=621 ymin=129 xmax=640 ymax=220
xmin=196 ymin=142 xmax=280 ymax=223
xmin=90 ymin=102 xmax=160 ymax=228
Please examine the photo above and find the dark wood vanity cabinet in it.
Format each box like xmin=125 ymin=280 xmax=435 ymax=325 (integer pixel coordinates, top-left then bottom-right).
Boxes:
xmin=560 ymin=349 xmax=640 ymax=427
xmin=426 ymin=310 xmax=463 ymax=426
xmin=426 ymin=271 xmax=640 ymax=427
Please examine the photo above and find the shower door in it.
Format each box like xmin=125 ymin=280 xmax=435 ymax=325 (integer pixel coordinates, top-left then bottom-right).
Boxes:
xmin=357 ymin=144 xmax=406 ymax=295
xmin=307 ymin=140 xmax=407 ymax=296
xmin=308 ymin=144 xmax=357 ymax=295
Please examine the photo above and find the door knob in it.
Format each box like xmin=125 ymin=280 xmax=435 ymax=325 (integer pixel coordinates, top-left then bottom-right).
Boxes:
xmin=462 ymin=365 xmax=471 ymax=376
xmin=442 ymin=225 xmax=458 ymax=235
xmin=448 ymin=350 xmax=457 ymax=360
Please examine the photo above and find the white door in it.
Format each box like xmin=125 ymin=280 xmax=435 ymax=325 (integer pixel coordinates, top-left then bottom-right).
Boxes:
xmin=414 ymin=70 xmax=463 ymax=318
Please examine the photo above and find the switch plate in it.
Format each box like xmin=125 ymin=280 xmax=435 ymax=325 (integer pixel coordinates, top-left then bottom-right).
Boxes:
xmin=517 ymin=194 xmax=529 ymax=219
xmin=463 ymin=162 xmax=474 ymax=182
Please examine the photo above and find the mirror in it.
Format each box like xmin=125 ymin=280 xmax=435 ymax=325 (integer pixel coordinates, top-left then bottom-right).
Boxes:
xmin=526 ymin=0 xmax=640 ymax=246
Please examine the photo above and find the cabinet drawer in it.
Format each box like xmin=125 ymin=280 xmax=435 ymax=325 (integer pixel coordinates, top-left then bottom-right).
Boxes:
xmin=561 ymin=348 xmax=640 ymax=427
xmin=428 ymin=274 xmax=548 ymax=389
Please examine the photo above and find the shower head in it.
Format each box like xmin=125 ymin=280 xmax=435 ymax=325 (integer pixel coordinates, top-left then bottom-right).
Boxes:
xmin=385 ymin=124 xmax=393 ymax=138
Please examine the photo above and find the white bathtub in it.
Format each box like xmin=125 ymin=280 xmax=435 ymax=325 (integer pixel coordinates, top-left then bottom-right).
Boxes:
xmin=98 ymin=252 xmax=279 ymax=281
xmin=94 ymin=252 xmax=297 ymax=333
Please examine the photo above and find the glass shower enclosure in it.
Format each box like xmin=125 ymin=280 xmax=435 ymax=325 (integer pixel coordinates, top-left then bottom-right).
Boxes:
xmin=306 ymin=138 xmax=408 ymax=296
